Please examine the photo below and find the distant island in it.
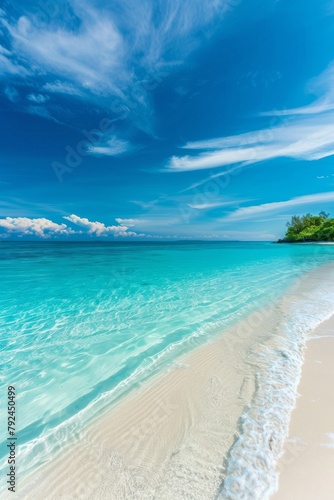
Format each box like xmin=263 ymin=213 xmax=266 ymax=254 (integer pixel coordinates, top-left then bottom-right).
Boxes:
xmin=277 ymin=212 xmax=334 ymax=243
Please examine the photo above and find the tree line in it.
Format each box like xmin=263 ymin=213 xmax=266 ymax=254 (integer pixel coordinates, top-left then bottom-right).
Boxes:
xmin=278 ymin=212 xmax=334 ymax=242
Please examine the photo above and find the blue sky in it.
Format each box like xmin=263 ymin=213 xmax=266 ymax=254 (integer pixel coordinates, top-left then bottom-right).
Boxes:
xmin=1 ymin=0 xmax=334 ymax=240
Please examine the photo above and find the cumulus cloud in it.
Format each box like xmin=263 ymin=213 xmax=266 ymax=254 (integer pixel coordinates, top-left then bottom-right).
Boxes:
xmin=64 ymin=214 xmax=161 ymax=238
xmin=0 ymin=214 xmax=155 ymax=238
xmin=63 ymin=214 xmax=154 ymax=237
xmin=0 ymin=217 xmax=76 ymax=237
xmin=63 ymin=214 xmax=128 ymax=236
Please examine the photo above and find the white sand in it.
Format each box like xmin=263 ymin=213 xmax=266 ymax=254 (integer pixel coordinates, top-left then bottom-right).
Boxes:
xmin=5 ymin=265 xmax=334 ymax=499
xmin=273 ymin=316 xmax=334 ymax=500
xmin=15 ymin=308 xmax=275 ymax=500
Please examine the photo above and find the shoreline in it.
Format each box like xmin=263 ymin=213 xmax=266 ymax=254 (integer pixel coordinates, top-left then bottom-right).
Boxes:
xmin=6 ymin=263 xmax=334 ymax=499
xmin=272 ymin=315 xmax=334 ymax=499
xmin=15 ymin=309 xmax=267 ymax=499
xmin=275 ymin=241 xmax=334 ymax=245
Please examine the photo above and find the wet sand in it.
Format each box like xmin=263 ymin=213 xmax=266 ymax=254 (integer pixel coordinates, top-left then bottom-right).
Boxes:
xmin=6 ymin=265 xmax=334 ymax=500
xmin=273 ymin=315 xmax=334 ymax=500
xmin=15 ymin=310 xmax=264 ymax=499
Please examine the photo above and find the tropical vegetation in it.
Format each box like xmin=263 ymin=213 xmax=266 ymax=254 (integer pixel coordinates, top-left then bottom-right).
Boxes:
xmin=278 ymin=212 xmax=334 ymax=242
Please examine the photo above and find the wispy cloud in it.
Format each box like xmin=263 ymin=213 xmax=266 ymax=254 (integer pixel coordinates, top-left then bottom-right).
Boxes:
xmin=261 ymin=63 xmax=334 ymax=117
xmin=0 ymin=47 xmax=28 ymax=77
xmin=167 ymin=118 xmax=334 ymax=171
xmin=26 ymin=105 xmax=63 ymax=125
xmin=42 ymin=80 xmax=84 ymax=96
xmin=4 ymin=85 xmax=19 ymax=102
xmin=317 ymin=173 xmax=334 ymax=179
xmin=88 ymin=137 xmax=133 ymax=157
xmin=167 ymin=63 xmax=334 ymax=172
xmin=115 ymin=218 xmax=142 ymax=226
xmin=27 ymin=93 xmax=49 ymax=104
xmin=180 ymin=165 xmax=245 ymax=192
xmin=0 ymin=197 xmax=69 ymax=218
xmin=0 ymin=0 xmax=230 ymax=131
xmin=222 ymin=191 xmax=334 ymax=221
xmin=1 ymin=5 xmax=124 ymax=96
xmin=188 ymin=200 xmax=245 ymax=210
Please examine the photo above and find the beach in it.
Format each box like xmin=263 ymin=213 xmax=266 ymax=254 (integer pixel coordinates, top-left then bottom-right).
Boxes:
xmin=1 ymin=243 xmax=334 ymax=499
xmin=2 ymin=0 xmax=334 ymax=497
xmin=16 ymin=310 xmax=264 ymax=499
xmin=273 ymin=316 xmax=334 ymax=499
xmin=2 ymin=0 xmax=334 ymax=495
xmin=12 ymin=262 xmax=334 ymax=499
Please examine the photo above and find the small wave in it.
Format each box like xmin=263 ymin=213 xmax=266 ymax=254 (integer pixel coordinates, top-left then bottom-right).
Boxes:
xmin=217 ymin=266 xmax=334 ymax=499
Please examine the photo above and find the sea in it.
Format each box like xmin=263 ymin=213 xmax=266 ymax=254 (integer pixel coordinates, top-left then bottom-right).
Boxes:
xmin=1 ymin=241 xmax=334 ymax=496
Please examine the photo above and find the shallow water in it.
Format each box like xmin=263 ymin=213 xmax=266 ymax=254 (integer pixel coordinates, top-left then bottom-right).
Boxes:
xmin=1 ymin=241 xmax=334 ymax=480
xmin=217 ymin=264 xmax=334 ymax=499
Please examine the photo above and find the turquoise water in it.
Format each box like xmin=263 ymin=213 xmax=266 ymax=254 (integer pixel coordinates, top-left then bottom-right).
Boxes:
xmin=1 ymin=241 xmax=334 ymax=477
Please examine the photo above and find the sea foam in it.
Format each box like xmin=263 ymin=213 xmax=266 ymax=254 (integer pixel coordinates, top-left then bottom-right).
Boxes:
xmin=217 ymin=266 xmax=334 ymax=499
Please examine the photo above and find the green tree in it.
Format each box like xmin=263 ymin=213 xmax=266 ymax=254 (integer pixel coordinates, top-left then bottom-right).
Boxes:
xmin=282 ymin=212 xmax=334 ymax=242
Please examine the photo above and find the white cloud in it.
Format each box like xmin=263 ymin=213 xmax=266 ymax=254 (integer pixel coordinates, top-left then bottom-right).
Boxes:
xmin=115 ymin=218 xmax=140 ymax=226
xmin=222 ymin=191 xmax=334 ymax=221
xmin=188 ymin=200 xmax=243 ymax=210
xmin=0 ymin=214 xmax=159 ymax=238
xmin=0 ymin=217 xmax=76 ymax=237
xmin=0 ymin=51 xmax=28 ymax=77
xmin=261 ymin=63 xmax=334 ymax=117
xmin=2 ymin=8 xmax=124 ymax=96
xmin=167 ymin=63 xmax=334 ymax=172
xmin=26 ymin=105 xmax=62 ymax=125
xmin=43 ymin=80 xmax=84 ymax=96
xmin=0 ymin=44 xmax=10 ymax=55
xmin=0 ymin=0 xmax=232 ymax=129
xmin=62 ymin=214 xmax=156 ymax=237
xmin=88 ymin=137 xmax=132 ymax=156
xmin=63 ymin=214 xmax=128 ymax=236
xmin=167 ymin=118 xmax=334 ymax=171
xmin=180 ymin=165 xmax=244 ymax=192
xmin=27 ymin=93 xmax=49 ymax=103
xmin=316 ymin=174 xmax=334 ymax=179
xmin=182 ymin=132 xmax=262 ymax=150
xmin=0 ymin=211 xmax=275 ymax=241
